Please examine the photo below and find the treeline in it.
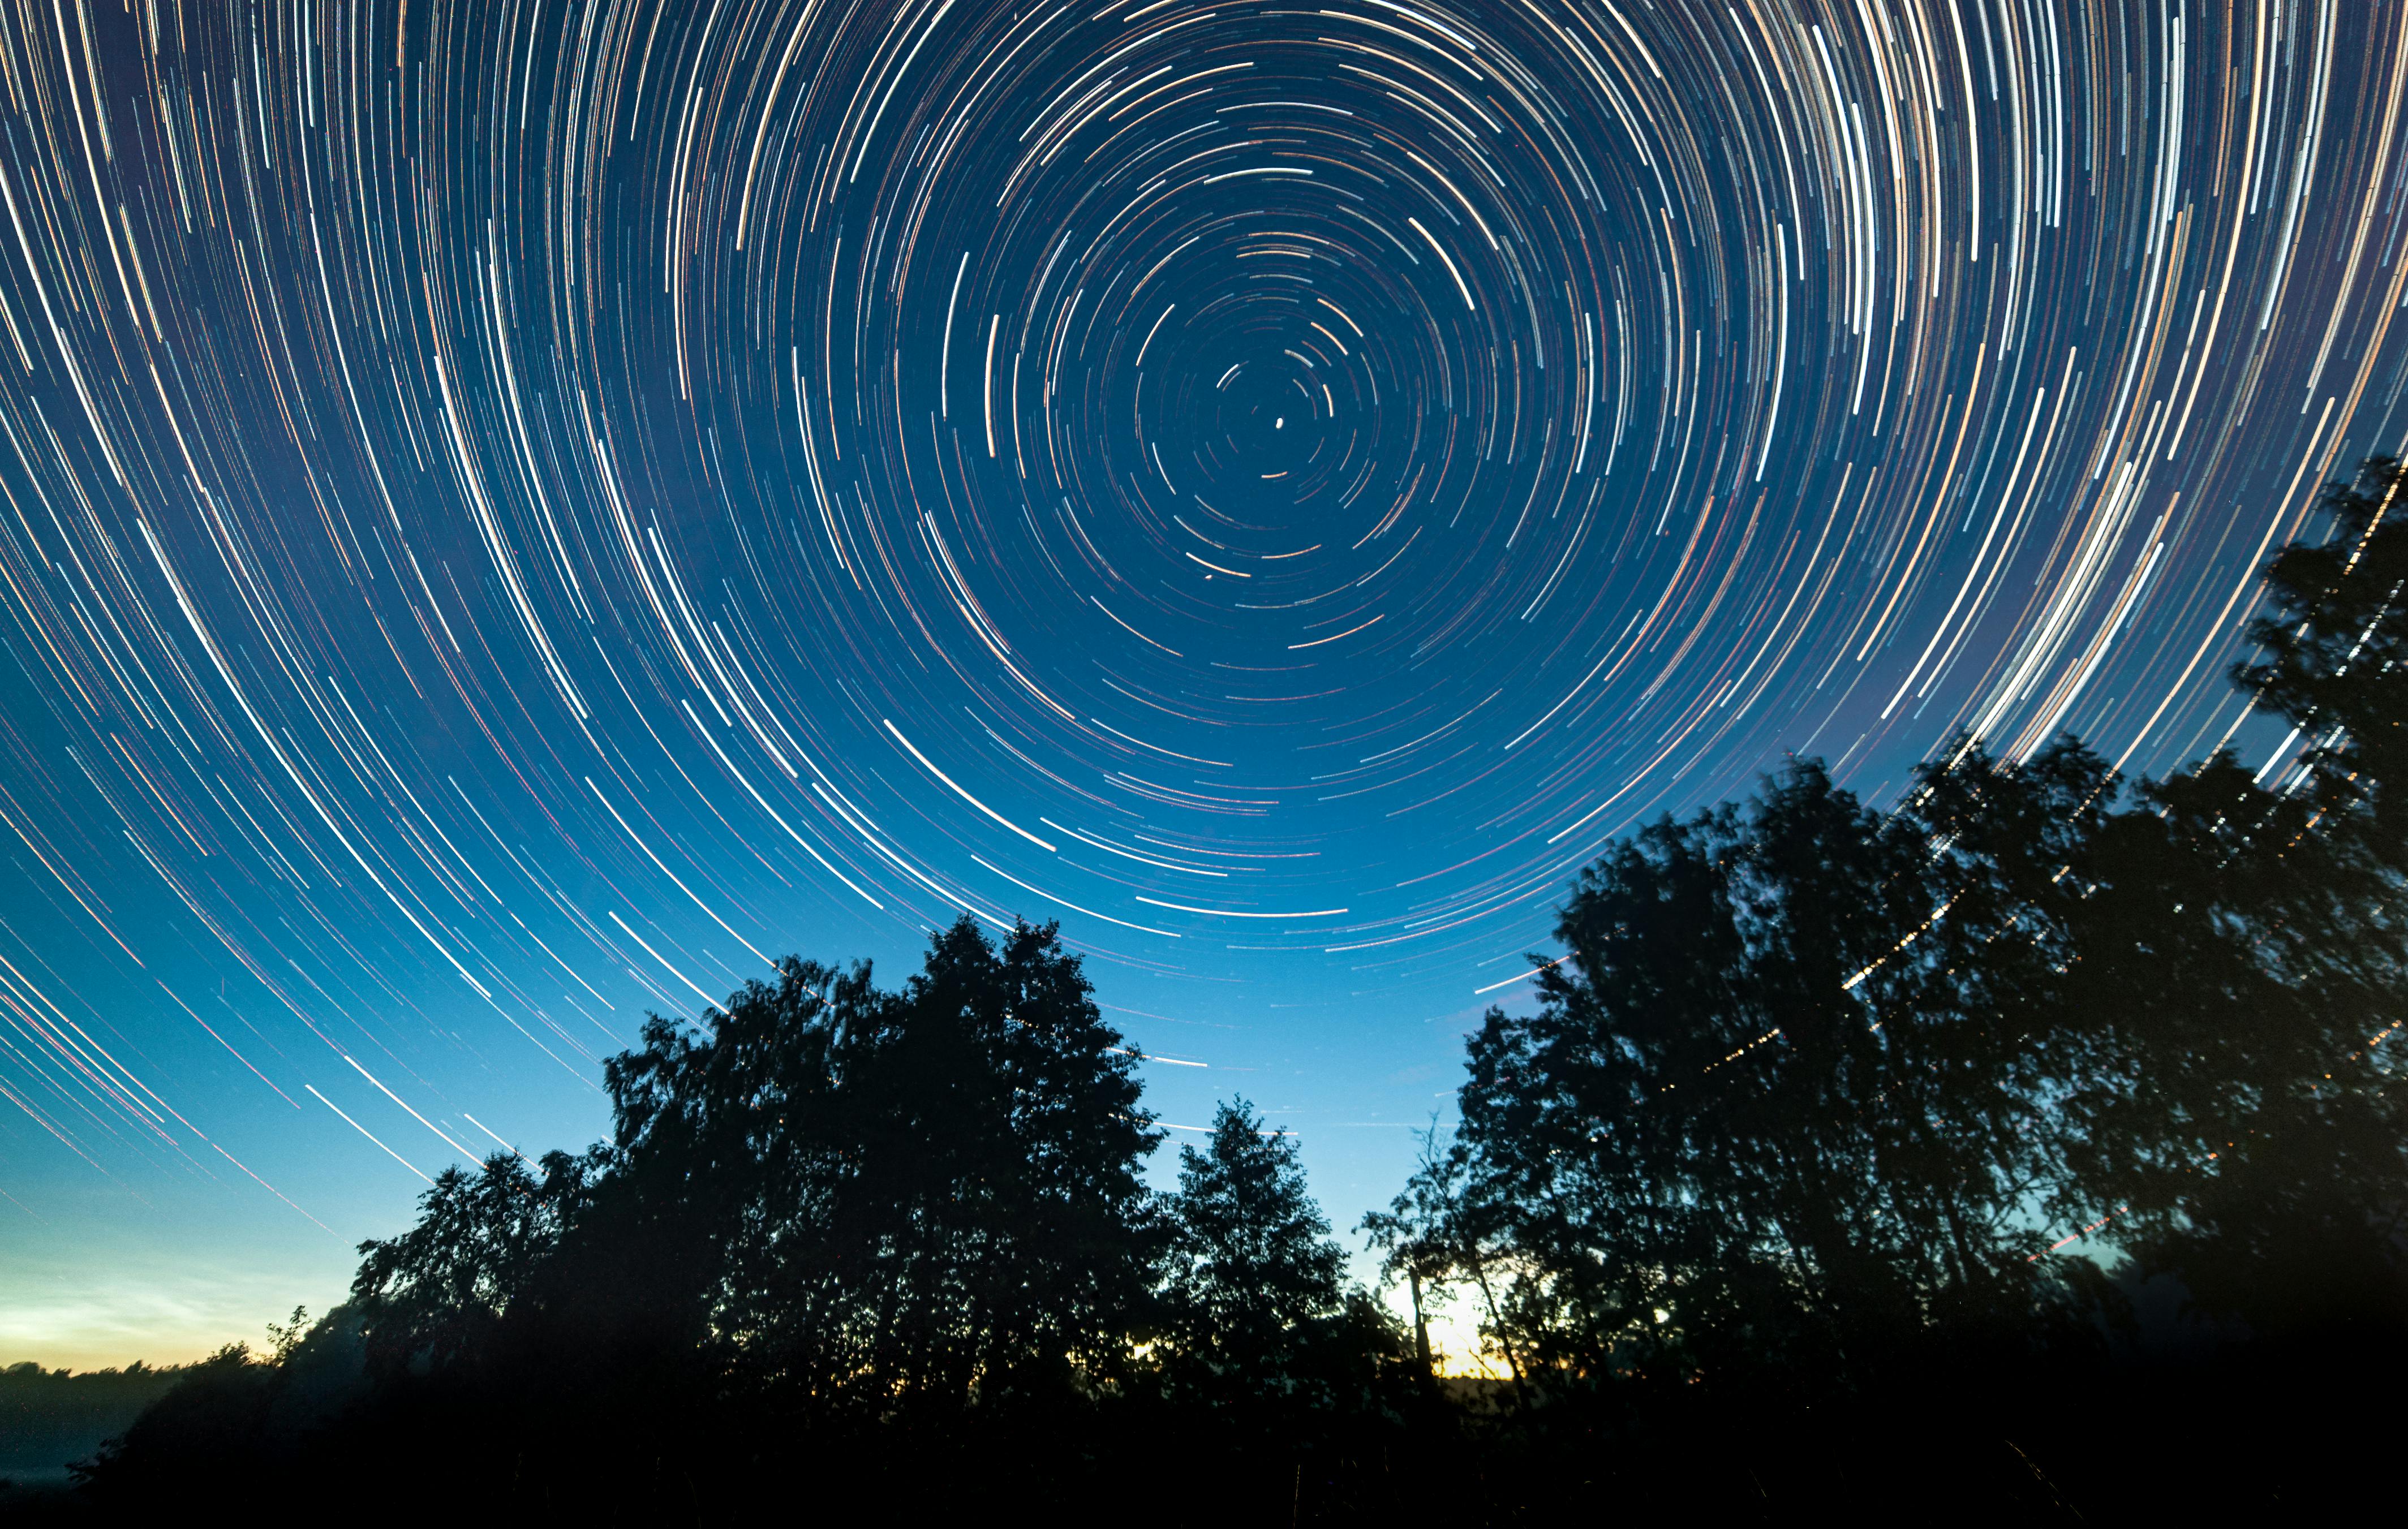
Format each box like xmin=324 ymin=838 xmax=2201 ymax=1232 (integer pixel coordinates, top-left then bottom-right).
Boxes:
xmin=52 ymin=464 xmax=2408 ymax=1519
xmin=66 ymin=927 xmax=1420 ymax=1518
xmin=0 ymin=1364 xmax=183 ymax=1491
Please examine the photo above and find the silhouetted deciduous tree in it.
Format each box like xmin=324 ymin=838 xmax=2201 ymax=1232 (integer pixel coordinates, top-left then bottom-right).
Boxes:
xmin=2046 ymin=458 xmax=2408 ymax=1337
xmin=1150 ymin=1097 xmax=1421 ymax=1519
xmin=1417 ymin=754 xmax=2108 ymax=1397
xmin=562 ymin=915 xmax=1162 ymax=1418
xmin=2241 ymin=455 xmax=2408 ymax=835
xmin=351 ymin=1149 xmax=590 ymax=1375
xmin=1162 ymin=1099 xmax=1345 ymax=1367
xmin=1361 ymin=1121 xmax=1523 ymax=1392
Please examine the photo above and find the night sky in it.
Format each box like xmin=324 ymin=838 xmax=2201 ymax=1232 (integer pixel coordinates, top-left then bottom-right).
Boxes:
xmin=4 ymin=0 xmax=2406 ymax=1367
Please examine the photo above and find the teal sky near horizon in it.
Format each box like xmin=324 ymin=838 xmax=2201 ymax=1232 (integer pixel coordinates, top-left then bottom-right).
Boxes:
xmin=6 ymin=0 xmax=2408 ymax=1371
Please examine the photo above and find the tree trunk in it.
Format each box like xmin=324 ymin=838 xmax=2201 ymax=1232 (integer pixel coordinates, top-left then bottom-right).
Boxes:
xmin=1408 ymin=1269 xmax=1434 ymax=1386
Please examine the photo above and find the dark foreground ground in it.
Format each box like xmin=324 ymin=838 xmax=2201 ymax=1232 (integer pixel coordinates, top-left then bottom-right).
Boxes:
xmin=2 ymin=1329 xmax=2397 ymax=1524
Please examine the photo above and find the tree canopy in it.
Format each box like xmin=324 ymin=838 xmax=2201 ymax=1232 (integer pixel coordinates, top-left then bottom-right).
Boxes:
xmin=347 ymin=918 xmax=1171 ymax=1419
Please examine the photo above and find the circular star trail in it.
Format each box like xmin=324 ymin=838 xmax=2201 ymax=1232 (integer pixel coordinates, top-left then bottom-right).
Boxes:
xmin=3 ymin=1 xmax=2408 ymax=1248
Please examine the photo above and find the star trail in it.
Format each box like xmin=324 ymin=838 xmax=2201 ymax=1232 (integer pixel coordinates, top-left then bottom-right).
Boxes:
xmin=3 ymin=0 xmax=2407 ymax=1360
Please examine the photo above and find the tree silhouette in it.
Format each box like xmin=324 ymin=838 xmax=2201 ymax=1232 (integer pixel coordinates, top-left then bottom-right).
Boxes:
xmin=1361 ymin=1121 xmax=1523 ymax=1393
xmin=351 ymin=1149 xmax=590 ymax=1375
xmin=1150 ymin=1097 xmax=1420 ymax=1521
xmin=1416 ymin=754 xmax=2112 ymax=1397
xmin=2044 ymin=459 xmax=2408 ymax=1337
xmin=551 ymin=915 xmax=1163 ymax=1418
xmin=2240 ymin=455 xmax=2408 ymax=833
xmin=1162 ymin=1099 xmax=1346 ymax=1368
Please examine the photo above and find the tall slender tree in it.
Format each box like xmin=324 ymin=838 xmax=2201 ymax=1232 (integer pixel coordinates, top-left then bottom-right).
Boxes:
xmin=1163 ymin=1098 xmax=1347 ymax=1368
